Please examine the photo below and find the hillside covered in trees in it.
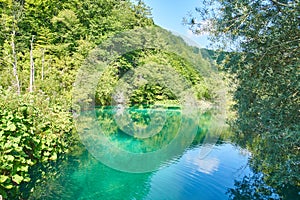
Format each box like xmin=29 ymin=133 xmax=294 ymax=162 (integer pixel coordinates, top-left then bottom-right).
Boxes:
xmin=0 ymin=0 xmax=151 ymax=198
xmin=0 ymin=0 xmax=219 ymax=199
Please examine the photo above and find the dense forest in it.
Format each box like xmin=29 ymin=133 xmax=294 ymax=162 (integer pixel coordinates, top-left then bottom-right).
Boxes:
xmin=0 ymin=0 xmax=153 ymax=198
xmin=0 ymin=0 xmax=299 ymax=199
xmin=0 ymin=0 xmax=218 ymax=199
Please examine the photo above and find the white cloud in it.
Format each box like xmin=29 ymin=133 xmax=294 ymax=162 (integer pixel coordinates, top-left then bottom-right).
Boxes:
xmin=186 ymin=155 xmax=220 ymax=174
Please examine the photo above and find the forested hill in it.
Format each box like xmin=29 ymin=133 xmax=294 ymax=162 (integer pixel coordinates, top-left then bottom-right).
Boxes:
xmin=0 ymin=1 xmax=218 ymax=199
xmin=0 ymin=0 xmax=153 ymax=198
xmin=0 ymin=0 xmax=153 ymax=96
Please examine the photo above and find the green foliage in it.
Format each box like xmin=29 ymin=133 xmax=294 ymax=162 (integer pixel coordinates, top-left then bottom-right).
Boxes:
xmin=188 ymin=0 xmax=300 ymax=197
xmin=0 ymin=0 xmax=154 ymax=96
xmin=130 ymin=83 xmax=176 ymax=106
xmin=95 ymin=49 xmax=212 ymax=106
xmin=0 ymin=0 xmax=219 ymax=198
xmin=0 ymin=0 xmax=155 ymax=197
xmin=0 ymin=89 xmax=74 ymax=199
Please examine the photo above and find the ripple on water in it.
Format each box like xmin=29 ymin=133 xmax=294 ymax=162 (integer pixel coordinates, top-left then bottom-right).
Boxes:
xmin=145 ymin=143 xmax=251 ymax=200
xmin=29 ymin=143 xmax=251 ymax=200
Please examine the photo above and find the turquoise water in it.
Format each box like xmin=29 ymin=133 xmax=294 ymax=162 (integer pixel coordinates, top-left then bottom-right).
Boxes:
xmin=28 ymin=107 xmax=284 ymax=199
xmin=30 ymin=143 xmax=251 ymax=200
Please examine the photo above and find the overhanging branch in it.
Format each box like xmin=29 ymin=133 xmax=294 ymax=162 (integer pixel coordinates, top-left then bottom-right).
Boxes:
xmin=270 ymin=0 xmax=294 ymax=7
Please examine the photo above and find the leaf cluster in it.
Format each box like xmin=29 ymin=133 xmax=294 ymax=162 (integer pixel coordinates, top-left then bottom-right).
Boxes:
xmin=0 ymin=89 xmax=74 ymax=199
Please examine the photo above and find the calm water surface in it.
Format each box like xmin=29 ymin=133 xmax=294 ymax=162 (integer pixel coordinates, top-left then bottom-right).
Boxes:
xmin=28 ymin=108 xmax=271 ymax=200
xmin=31 ymin=143 xmax=251 ymax=200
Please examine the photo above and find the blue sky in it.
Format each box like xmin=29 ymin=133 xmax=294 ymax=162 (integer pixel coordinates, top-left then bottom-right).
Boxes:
xmin=143 ymin=0 xmax=210 ymax=48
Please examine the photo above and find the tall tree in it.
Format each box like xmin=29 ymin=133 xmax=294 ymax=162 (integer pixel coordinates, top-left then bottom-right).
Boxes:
xmin=0 ymin=0 xmax=153 ymax=95
xmin=186 ymin=0 xmax=300 ymax=196
xmin=11 ymin=29 xmax=20 ymax=94
xmin=29 ymin=35 xmax=34 ymax=92
xmin=0 ymin=0 xmax=24 ymax=94
xmin=0 ymin=1 xmax=154 ymax=198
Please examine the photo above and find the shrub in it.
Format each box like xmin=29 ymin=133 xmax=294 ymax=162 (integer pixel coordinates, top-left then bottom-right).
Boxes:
xmin=0 ymin=89 xmax=74 ymax=199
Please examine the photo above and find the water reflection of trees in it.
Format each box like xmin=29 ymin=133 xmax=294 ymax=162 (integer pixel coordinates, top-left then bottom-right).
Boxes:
xmin=28 ymin=107 xmax=213 ymax=199
xmin=228 ymin=129 xmax=300 ymax=199
xmin=29 ymin=150 xmax=151 ymax=200
xmin=227 ymin=172 xmax=299 ymax=200
xmin=227 ymin=173 xmax=280 ymax=200
xmin=96 ymin=107 xmax=217 ymax=153
xmin=29 ymin=107 xmax=230 ymax=199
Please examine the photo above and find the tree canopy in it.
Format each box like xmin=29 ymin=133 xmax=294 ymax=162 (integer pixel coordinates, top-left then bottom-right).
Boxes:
xmin=187 ymin=0 xmax=300 ymax=197
xmin=0 ymin=0 xmax=154 ymax=198
xmin=0 ymin=0 xmax=219 ymax=198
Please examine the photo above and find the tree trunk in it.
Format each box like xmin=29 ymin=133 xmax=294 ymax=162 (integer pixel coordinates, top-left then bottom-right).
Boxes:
xmin=41 ymin=48 xmax=45 ymax=81
xmin=29 ymin=36 xmax=35 ymax=93
xmin=11 ymin=30 xmax=20 ymax=95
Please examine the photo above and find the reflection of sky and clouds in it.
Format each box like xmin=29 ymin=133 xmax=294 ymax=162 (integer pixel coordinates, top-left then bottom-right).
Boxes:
xmin=187 ymin=156 xmax=220 ymax=174
xmin=36 ymin=102 xmax=253 ymax=200
xmin=69 ymin=101 xmax=252 ymax=199
xmin=146 ymin=143 xmax=252 ymax=200
xmin=30 ymin=141 xmax=252 ymax=199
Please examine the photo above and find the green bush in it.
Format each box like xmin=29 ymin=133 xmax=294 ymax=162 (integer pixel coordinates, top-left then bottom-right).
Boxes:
xmin=95 ymin=49 xmax=212 ymax=106
xmin=0 ymin=89 xmax=74 ymax=199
